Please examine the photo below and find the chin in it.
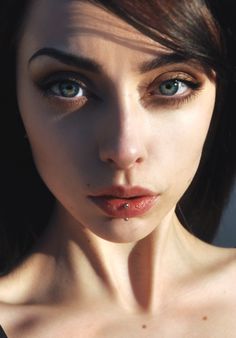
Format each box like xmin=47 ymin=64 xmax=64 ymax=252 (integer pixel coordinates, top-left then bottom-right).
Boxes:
xmin=85 ymin=217 xmax=158 ymax=243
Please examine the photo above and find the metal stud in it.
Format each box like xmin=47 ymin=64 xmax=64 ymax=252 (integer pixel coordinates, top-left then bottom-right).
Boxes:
xmin=124 ymin=218 xmax=129 ymax=221
xmin=124 ymin=203 xmax=129 ymax=209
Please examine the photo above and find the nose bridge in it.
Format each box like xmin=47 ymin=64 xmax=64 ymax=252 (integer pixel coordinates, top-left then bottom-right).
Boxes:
xmin=99 ymin=87 xmax=148 ymax=170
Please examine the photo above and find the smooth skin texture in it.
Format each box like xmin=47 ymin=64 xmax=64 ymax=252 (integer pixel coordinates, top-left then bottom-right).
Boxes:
xmin=0 ymin=1 xmax=236 ymax=337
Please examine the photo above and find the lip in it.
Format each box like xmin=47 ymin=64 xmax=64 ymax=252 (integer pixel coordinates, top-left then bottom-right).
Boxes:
xmin=88 ymin=186 xmax=159 ymax=218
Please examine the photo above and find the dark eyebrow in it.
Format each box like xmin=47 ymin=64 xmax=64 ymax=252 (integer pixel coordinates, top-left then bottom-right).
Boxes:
xmin=138 ymin=53 xmax=190 ymax=73
xmin=28 ymin=47 xmax=103 ymax=74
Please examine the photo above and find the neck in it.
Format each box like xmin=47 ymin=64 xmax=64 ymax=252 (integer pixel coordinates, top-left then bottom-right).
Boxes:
xmin=34 ymin=204 xmax=200 ymax=312
xmin=1 ymin=204 xmax=214 ymax=313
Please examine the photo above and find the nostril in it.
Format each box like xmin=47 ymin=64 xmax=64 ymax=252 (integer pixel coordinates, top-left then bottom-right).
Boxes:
xmin=99 ymin=139 xmax=147 ymax=169
xmin=107 ymin=158 xmax=114 ymax=164
xmin=136 ymin=157 xmax=143 ymax=163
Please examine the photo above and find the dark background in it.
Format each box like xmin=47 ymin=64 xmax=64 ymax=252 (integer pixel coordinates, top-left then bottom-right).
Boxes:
xmin=213 ymin=184 xmax=236 ymax=247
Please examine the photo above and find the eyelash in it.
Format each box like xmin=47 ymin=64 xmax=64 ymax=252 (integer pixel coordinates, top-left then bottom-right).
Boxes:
xmin=36 ymin=72 xmax=93 ymax=104
xmin=139 ymin=77 xmax=202 ymax=109
xmin=36 ymin=72 xmax=202 ymax=110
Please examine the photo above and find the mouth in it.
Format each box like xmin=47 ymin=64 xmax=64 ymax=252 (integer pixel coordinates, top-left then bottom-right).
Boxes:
xmin=88 ymin=186 xmax=159 ymax=218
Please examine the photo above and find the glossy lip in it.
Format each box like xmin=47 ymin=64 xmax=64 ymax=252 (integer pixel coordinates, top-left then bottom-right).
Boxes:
xmin=88 ymin=185 xmax=159 ymax=218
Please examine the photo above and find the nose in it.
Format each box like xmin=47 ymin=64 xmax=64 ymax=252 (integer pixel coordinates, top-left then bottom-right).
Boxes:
xmin=98 ymin=105 xmax=148 ymax=170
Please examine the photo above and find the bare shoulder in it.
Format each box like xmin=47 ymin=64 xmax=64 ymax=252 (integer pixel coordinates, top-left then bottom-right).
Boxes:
xmin=190 ymin=241 xmax=236 ymax=296
xmin=0 ymin=271 xmax=22 ymax=327
xmin=205 ymin=244 xmax=236 ymax=283
xmin=1 ymin=244 xmax=236 ymax=338
xmin=184 ymin=244 xmax=236 ymax=324
xmin=210 ymin=245 xmax=236 ymax=300
xmin=0 ymin=262 xmax=42 ymax=335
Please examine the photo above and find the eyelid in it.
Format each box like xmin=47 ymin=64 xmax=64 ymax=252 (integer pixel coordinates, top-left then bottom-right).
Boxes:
xmin=138 ymin=71 xmax=203 ymax=109
xmin=34 ymin=70 xmax=103 ymax=103
xmin=36 ymin=71 xmax=87 ymax=91
xmin=149 ymin=71 xmax=200 ymax=89
xmin=139 ymin=70 xmax=202 ymax=93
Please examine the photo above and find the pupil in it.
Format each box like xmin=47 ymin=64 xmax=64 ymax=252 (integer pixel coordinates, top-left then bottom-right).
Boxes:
xmin=61 ymin=82 xmax=78 ymax=97
xmin=160 ymin=80 xmax=179 ymax=96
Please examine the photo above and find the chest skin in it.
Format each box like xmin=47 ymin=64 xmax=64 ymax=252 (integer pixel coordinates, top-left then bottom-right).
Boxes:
xmin=1 ymin=298 xmax=236 ymax=338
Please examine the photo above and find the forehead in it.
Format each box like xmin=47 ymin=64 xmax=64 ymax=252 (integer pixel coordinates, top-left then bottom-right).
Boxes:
xmin=20 ymin=0 xmax=168 ymax=58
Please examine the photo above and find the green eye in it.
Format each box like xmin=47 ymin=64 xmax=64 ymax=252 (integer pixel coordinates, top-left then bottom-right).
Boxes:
xmin=159 ymin=80 xmax=188 ymax=96
xmin=51 ymin=81 xmax=84 ymax=98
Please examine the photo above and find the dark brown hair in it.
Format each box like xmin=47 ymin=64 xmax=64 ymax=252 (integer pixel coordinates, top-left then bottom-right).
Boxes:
xmin=0 ymin=0 xmax=235 ymax=275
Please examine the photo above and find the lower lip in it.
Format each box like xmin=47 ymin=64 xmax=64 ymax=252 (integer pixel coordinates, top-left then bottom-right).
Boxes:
xmin=89 ymin=195 xmax=158 ymax=218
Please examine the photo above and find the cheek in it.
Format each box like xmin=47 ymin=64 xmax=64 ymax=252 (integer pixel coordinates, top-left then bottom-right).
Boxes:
xmin=177 ymin=92 xmax=215 ymax=169
xmin=30 ymin=123 xmax=93 ymax=184
xmin=149 ymin=86 xmax=215 ymax=192
xmin=17 ymin=85 xmax=96 ymax=201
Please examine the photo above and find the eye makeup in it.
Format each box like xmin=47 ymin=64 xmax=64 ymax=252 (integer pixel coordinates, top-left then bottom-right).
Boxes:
xmin=34 ymin=70 xmax=100 ymax=111
xmin=37 ymin=71 xmax=90 ymax=94
xmin=33 ymin=65 xmax=205 ymax=113
xmin=138 ymin=71 xmax=203 ymax=110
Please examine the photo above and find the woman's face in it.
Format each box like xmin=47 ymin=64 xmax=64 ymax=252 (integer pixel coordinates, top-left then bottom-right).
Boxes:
xmin=17 ymin=0 xmax=216 ymax=242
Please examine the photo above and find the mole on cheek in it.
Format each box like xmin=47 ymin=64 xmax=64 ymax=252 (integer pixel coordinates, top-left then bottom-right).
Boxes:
xmin=202 ymin=316 xmax=208 ymax=321
xmin=142 ymin=324 xmax=147 ymax=329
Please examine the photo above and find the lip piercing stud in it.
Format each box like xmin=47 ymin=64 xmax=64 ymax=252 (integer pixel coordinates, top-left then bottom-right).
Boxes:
xmin=124 ymin=203 xmax=129 ymax=209
xmin=124 ymin=218 xmax=129 ymax=221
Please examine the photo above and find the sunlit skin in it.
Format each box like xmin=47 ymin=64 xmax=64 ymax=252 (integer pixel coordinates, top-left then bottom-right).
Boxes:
xmin=1 ymin=1 xmax=236 ymax=337
xmin=17 ymin=0 xmax=215 ymax=243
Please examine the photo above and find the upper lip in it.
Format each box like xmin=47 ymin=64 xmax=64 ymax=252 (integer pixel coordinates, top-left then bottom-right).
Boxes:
xmin=89 ymin=185 xmax=157 ymax=198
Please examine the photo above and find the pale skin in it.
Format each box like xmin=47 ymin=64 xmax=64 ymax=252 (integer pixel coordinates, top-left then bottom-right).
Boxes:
xmin=0 ymin=1 xmax=236 ymax=337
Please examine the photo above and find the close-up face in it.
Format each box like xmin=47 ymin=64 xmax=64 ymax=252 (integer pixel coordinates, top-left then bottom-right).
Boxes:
xmin=17 ymin=0 xmax=216 ymax=243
